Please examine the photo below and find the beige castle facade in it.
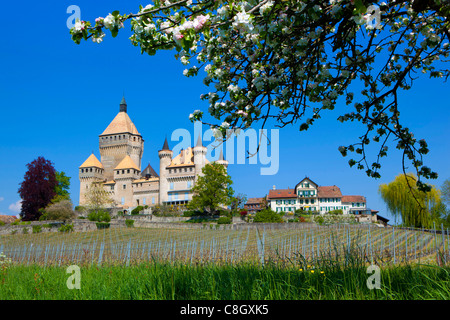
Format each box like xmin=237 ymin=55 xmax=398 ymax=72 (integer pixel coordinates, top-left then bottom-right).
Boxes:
xmin=79 ymin=97 xmax=228 ymax=211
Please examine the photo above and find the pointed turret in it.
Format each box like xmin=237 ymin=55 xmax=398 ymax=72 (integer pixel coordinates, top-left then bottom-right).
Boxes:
xmin=161 ymin=136 xmax=170 ymax=151
xmin=120 ymin=96 xmax=127 ymax=113
xmin=196 ymin=134 xmax=203 ymax=147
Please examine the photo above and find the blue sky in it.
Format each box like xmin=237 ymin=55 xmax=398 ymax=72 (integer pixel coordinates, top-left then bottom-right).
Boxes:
xmin=0 ymin=1 xmax=449 ymax=224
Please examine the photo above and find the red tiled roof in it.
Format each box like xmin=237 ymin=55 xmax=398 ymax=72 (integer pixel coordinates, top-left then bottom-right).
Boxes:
xmin=267 ymin=189 xmax=297 ymax=199
xmin=342 ymin=195 xmax=366 ymax=203
xmin=0 ymin=215 xmax=17 ymax=224
xmin=317 ymin=186 xmax=342 ymax=198
xmin=246 ymin=197 xmax=265 ymax=204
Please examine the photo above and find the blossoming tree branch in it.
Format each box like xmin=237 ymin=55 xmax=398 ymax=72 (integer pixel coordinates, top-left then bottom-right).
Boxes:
xmin=70 ymin=0 xmax=450 ymax=192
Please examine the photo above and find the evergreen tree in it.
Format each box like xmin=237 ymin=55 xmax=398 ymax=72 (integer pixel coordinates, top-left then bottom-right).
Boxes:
xmin=18 ymin=157 xmax=57 ymax=221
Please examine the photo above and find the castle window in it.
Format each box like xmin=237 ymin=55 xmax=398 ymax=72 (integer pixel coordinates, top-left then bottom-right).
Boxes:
xmin=111 ymin=185 xmax=114 ymax=191
xmin=81 ymin=169 xmax=84 ymax=173
xmin=185 ymin=192 xmax=189 ymax=200
xmin=134 ymin=137 xmax=136 ymax=141
xmin=127 ymin=169 xmax=130 ymax=174
xmin=123 ymin=185 xmax=126 ymax=190
xmin=170 ymin=183 xmax=174 ymax=190
xmin=152 ymin=197 xmax=155 ymax=204
xmin=184 ymin=168 xmax=187 ymax=172
xmin=122 ymin=170 xmax=125 ymax=174
xmin=90 ymin=168 xmax=92 ymax=172
xmin=187 ymin=181 xmax=191 ymax=188
xmin=121 ymin=197 xmax=125 ymax=205
xmin=117 ymin=171 xmax=120 ymax=174
xmin=174 ymin=193 xmax=178 ymax=200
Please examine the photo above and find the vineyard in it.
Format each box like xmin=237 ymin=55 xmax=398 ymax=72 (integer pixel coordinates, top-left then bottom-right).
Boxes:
xmin=1 ymin=223 xmax=449 ymax=267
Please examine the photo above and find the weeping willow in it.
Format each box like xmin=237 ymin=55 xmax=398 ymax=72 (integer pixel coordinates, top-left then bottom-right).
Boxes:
xmin=379 ymin=173 xmax=441 ymax=228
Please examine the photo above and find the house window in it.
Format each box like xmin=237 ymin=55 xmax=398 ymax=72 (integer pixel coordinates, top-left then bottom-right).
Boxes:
xmin=311 ymin=199 xmax=315 ymax=204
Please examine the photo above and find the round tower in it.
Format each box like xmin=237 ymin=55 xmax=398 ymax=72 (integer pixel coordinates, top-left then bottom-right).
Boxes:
xmin=215 ymin=149 xmax=229 ymax=170
xmin=193 ymin=135 xmax=207 ymax=181
xmin=158 ymin=137 xmax=173 ymax=205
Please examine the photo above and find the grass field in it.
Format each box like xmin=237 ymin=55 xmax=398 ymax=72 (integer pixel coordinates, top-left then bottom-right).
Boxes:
xmin=0 ymin=223 xmax=449 ymax=300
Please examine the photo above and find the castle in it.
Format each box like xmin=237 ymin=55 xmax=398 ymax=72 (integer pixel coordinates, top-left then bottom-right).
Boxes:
xmin=79 ymin=97 xmax=228 ymax=211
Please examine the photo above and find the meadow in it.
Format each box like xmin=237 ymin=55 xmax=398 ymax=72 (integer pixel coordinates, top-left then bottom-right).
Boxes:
xmin=0 ymin=223 xmax=449 ymax=300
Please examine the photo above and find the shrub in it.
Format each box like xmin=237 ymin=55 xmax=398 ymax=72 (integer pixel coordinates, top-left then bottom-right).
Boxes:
xmin=59 ymin=224 xmax=74 ymax=233
xmin=0 ymin=221 xmax=5 ymax=227
xmin=96 ymin=222 xmax=110 ymax=229
xmin=217 ymin=217 xmax=232 ymax=224
xmin=314 ymin=216 xmax=325 ymax=225
xmin=32 ymin=225 xmax=42 ymax=233
xmin=125 ymin=219 xmax=135 ymax=228
xmin=88 ymin=210 xmax=111 ymax=222
xmin=44 ymin=199 xmax=76 ymax=222
xmin=22 ymin=227 xmax=29 ymax=234
xmin=131 ymin=206 xmax=144 ymax=215
xmin=253 ymin=209 xmax=284 ymax=223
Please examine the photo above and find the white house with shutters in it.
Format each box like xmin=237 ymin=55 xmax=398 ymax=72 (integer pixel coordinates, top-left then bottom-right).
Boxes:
xmin=267 ymin=177 xmax=367 ymax=215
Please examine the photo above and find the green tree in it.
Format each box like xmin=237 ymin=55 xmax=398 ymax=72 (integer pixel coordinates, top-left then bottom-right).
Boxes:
xmin=55 ymin=171 xmax=71 ymax=200
xmin=187 ymin=163 xmax=234 ymax=216
xmin=379 ymin=173 xmax=441 ymax=228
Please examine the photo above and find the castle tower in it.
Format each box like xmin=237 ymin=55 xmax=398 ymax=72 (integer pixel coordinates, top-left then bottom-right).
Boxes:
xmin=79 ymin=154 xmax=105 ymax=206
xmin=158 ymin=137 xmax=173 ymax=205
xmin=113 ymin=155 xmax=141 ymax=207
xmin=99 ymin=97 xmax=144 ymax=181
xmin=193 ymin=135 xmax=207 ymax=181
xmin=216 ymin=149 xmax=229 ymax=169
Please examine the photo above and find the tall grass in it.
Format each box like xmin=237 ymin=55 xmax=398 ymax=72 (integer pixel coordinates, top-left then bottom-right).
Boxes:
xmin=0 ymin=261 xmax=449 ymax=300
